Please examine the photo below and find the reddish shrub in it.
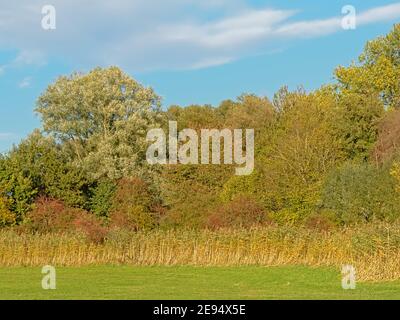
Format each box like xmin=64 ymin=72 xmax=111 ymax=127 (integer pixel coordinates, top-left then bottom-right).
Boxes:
xmin=27 ymin=197 xmax=77 ymax=233
xmin=304 ymin=212 xmax=337 ymax=232
xmin=73 ymin=214 xmax=108 ymax=244
xmin=27 ymin=197 xmax=107 ymax=243
xmin=205 ymin=196 xmax=269 ymax=230
xmin=150 ymin=203 xmax=168 ymax=220
xmin=372 ymin=109 xmax=400 ymax=163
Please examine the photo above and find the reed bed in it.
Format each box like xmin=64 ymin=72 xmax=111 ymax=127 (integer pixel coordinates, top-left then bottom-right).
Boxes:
xmin=1 ymin=224 xmax=400 ymax=281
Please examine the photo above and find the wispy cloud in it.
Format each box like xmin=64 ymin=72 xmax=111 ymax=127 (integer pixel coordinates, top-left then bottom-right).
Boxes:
xmin=0 ymin=50 xmax=46 ymax=76
xmin=162 ymin=9 xmax=295 ymax=48
xmin=358 ymin=2 xmax=400 ymax=24
xmin=18 ymin=76 xmax=32 ymax=88
xmin=12 ymin=50 xmax=46 ymax=67
xmin=275 ymin=2 xmax=400 ymax=38
xmin=0 ymin=1 xmax=399 ymax=71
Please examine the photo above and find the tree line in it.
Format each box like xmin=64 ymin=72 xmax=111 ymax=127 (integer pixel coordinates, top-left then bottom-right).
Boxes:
xmin=1 ymin=25 xmax=400 ymax=236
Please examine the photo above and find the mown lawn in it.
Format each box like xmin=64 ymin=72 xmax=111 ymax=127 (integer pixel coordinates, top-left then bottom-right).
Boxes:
xmin=0 ymin=265 xmax=399 ymax=300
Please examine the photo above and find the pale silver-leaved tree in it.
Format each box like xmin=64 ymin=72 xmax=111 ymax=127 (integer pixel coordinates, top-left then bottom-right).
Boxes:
xmin=36 ymin=66 xmax=162 ymax=180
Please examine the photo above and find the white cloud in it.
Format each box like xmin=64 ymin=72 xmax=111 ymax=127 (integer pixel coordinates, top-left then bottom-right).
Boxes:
xmin=12 ymin=50 xmax=46 ymax=67
xmin=0 ymin=1 xmax=399 ymax=71
xmin=275 ymin=17 xmax=342 ymax=38
xmin=189 ymin=57 xmax=234 ymax=70
xmin=0 ymin=50 xmax=46 ymax=76
xmin=358 ymin=2 xmax=400 ymax=25
xmin=275 ymin=3 xmax=400 ymax=39
xmin=162 ymin=9 xmax=295 ymax=48
xmin=18 ymin=76 xmax=32 ymax=88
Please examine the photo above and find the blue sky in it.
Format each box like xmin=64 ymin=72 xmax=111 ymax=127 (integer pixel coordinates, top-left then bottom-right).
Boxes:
xmin=1 ymin=0 xmax=400 ymax=152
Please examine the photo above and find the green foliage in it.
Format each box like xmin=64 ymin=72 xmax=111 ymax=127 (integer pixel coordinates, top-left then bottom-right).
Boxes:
xmin=322 ymin=162 xmax=400 ymax=224
xmin=390 ymin=161 xmax=400 ymax=193
xmin=109 ymin=177 xmax=158 ymax=231
xmin=0 ymin=196 xmax=16 ymax=227
xmin=0 ymin=130 xmax=90 ymax=221
xmin=219 ymin=94 xmax=275 ymax=130
xmin=219 ymin=171 xmax=260 ymax=202
xmin=167 ymin=104 xmax=222 ymax=130
xmin=89 ymin=180 xmax=117 ymax=218
xmin=160 ymin=103 xmax=241 ymax=228
xmin=332 ymin=91 xmax=383 ymax=161
xmin=335 ymin=24 xmax=400 ymax=109
xmin=3 ymin=26 xmax=400 ymax=230
xmin=224 ymin=89 xmax=340 ymax=224
xmin=272 ymin=86 xmax=305 ymax=114
xmin=159 ymin=164 xmax=233 ymax=228
xmin=0 ymin=145 xmax=38 ymax=221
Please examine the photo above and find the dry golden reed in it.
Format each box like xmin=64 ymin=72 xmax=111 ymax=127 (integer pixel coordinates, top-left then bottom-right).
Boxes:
xmin=1 ymin=223 xmax=400 ymax=281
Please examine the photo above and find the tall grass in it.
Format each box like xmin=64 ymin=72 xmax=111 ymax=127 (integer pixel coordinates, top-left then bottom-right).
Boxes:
xmin=1 ymin=223 xmax=400 ymax=281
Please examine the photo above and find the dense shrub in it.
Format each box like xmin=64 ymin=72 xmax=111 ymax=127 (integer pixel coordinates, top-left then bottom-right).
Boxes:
xmin=0 ymin=131 xmax=90 ymax=220
xmin=372 ymin=109 xmax=400 ymax=163
xmin=73 ymin=214 xmax=108 ymax=244
xmin=332 ymin=92 xmax=383 ymax=161
xmin=159 ymin=164 xmax=233 ymax=229
xmin=109 ymin=177 xmax=158 ymax=231
xmin=160 ymin=189 xmax=216 ymax=229
xmin=304 ymin=210 xmax=337 ymax=232
xmin=89 ymin=180 xmax=117 ymax=218
xmin=0 ymin=196 xmax=16 ymax=227
xmin=0 ymin=166 xmax=37 ymax=222
xmin=27 ymin=198 xmax=77 ymax=233
xmin=110 ymin=205 xmax=155 ymax=232
xmin=219 ymin=172 xmax=260 ymax=203
xmin=161 ymin=101 xmax=253 ymax=229
xmin=322 ymin=162 xmax=400 ymax=224
xmin=205 ymin=196 xmax=269 ymax=230
xmin=26 ymin=197 xmax=106 ymax=242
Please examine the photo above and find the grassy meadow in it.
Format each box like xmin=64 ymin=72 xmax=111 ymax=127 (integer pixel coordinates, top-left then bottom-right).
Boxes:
xmin=1 ymin=265 xmax=400 ymax=300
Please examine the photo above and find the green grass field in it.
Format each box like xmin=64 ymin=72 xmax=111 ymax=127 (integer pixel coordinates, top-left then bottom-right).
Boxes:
xmin=1 ymin=266 xmax=399 ymax=300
